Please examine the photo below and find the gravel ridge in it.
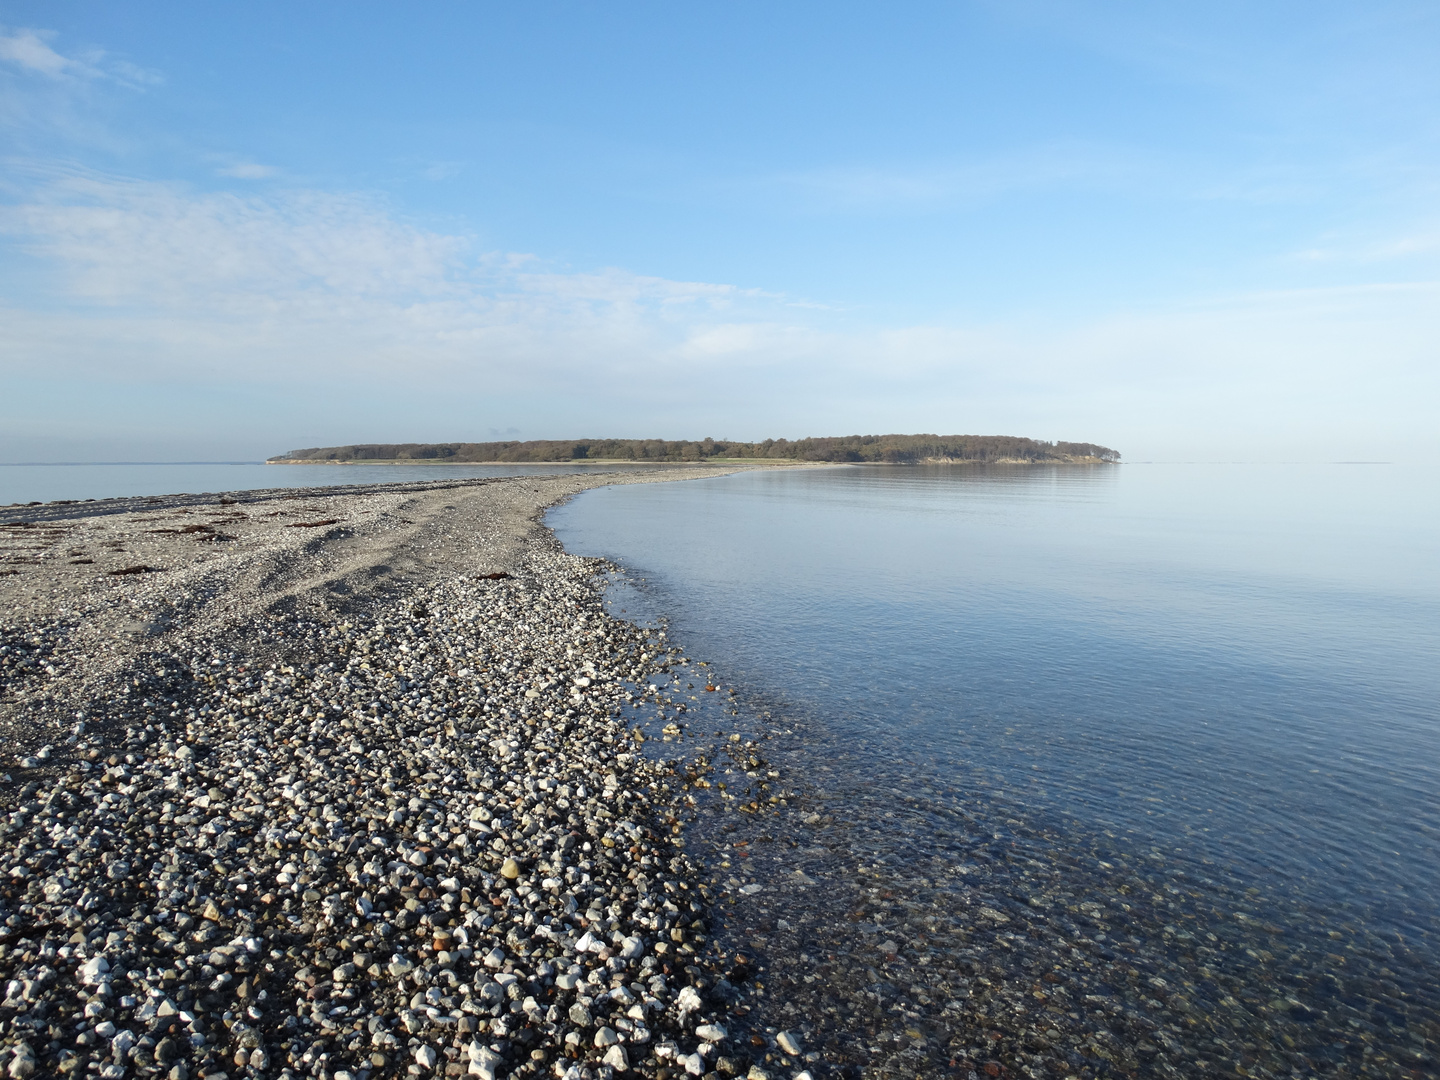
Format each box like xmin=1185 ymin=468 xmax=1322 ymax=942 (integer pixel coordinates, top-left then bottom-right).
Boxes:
xmin=0 ymin=472 xmax=791 ymax=1080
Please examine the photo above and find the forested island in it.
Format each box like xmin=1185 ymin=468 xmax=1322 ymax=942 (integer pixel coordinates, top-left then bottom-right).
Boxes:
xmin=269 ymin=434 xmax=1119 ymax=465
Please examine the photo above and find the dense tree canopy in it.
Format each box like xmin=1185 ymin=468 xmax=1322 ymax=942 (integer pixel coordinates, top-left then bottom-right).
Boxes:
xmin=271 ymin=434 xmax=1119 ymax=464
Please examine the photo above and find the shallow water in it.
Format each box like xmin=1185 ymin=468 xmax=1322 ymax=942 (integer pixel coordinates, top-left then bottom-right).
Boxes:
xmin=551 ymin=465 xmax=1440 ymax=1078
xmin=0 ymin=460 xmax=681 ymax=506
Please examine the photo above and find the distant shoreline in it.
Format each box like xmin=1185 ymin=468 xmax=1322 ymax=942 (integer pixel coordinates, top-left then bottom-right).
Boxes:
xmin=265 ymin=458 xmax=799 ymax=466
xmin=267 ymin=433 xmax=1121 ymax=467
xmin=268 ymin=456 xmax=1117 ymax=466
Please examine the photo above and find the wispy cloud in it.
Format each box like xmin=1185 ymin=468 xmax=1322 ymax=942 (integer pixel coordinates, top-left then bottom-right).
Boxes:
xmin=0 ymin=26 xmax=161 ymax=88
xmin=762 ymin=142 xmax=1147 ymax=212
xmin=0 ymin=172 xmax=463 ymax=306
xmin=0 ymin=167 xmax=804 ymax=388
xmin=215 ymin=162 xmax=278 ymax=180
xmin=1292 ymin=222 xmax=1440 ymax=265
xmin=759 ymin=142 xmax=1330 ymax=215
xmin=0 ymin=28 xmax=71 ymax=77
xmin=993 ymin=1 xmax=1440 ymax=117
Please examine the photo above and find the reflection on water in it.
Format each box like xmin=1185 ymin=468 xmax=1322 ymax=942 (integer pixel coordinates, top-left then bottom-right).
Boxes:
xmin=552 ymin=465 xmax=1440 ymax=1078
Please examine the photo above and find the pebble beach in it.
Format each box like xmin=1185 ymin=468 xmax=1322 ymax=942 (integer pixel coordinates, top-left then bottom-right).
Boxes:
xmin=0 ymin=471 xmax=808 ymax=1080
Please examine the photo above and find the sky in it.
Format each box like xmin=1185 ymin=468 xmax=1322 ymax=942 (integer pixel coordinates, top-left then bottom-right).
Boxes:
xmin=1 ymin=2 xmax=1438 ymax=462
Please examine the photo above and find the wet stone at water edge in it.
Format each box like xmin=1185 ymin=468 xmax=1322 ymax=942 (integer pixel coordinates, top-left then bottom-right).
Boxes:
xmin=670 ymin=698 xmax=1440 ymax=1079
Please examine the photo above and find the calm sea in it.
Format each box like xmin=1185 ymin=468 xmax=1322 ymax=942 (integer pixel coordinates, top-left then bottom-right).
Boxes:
xmin=550 ymin=464 xmax=1440 ymax=1078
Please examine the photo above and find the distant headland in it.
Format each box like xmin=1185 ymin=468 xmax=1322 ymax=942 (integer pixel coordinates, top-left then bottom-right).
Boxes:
xmin=269 ymin=434 xmax=1119 ymax=465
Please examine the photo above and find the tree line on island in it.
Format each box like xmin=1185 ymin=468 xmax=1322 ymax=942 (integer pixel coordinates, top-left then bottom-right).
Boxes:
xmin=270 ymin=434 xmax=1119 ymax=464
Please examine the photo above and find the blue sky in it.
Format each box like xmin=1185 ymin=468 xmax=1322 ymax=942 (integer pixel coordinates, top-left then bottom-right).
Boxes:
xmin=2 ymin=2 xmax=1438 ymax=460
